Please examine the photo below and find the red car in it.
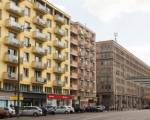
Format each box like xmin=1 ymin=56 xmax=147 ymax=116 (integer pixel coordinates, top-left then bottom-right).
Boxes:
xmin=0 ymin=108 xmax=9 ymax=118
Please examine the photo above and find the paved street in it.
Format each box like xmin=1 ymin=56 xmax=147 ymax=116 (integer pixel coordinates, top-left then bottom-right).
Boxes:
xmin=6 ymin=110 xmax=150 ymax=120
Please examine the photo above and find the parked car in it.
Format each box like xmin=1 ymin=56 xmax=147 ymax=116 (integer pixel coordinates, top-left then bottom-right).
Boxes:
xmin=95 ymin=105 xmax=105 ymax=112
xmin=45 ymin=106 xmax=56 ymax=114
xmin=4 ymin=107 xmax=16 ymax=117
xmin=41 ymin=106 xmax=48 ymax=116
xmin=55 ymin=106 xmax=70 ymax=114
xmin=20 ymin=106 xmax=42 ymax=117
xmin=66 ymin=106 xmax=75 ymax=113
xmin=0 ymin=108 xmax=9 ymax=118
xmin=74 ymin=106 xmax=85 ymax=113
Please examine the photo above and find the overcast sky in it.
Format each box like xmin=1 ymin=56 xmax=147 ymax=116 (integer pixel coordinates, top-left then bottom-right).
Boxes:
xmin=49 ymin=0 xmax=150 ymax=65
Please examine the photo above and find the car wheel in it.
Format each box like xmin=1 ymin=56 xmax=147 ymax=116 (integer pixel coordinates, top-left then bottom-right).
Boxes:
xmin=33 ymin=113 xmax=38 ymax=117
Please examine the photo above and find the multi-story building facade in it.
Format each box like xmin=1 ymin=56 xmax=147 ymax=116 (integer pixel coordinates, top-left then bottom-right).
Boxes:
xmin=96 ymin=40 xmax=150 ymax=110
xmin=70 ymin=22 xmax=96 ymax=107
xmin=0 ymin=0 xmax=71 ymax=107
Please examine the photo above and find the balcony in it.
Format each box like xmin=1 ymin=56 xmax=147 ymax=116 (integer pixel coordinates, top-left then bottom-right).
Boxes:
xmin=32 ymin=31 xmax=48 ymax=42
xmin=71 ymin=49 xmax=78 ymax=56
xmin=32 ymin=47 xmax=47 ymax=56
xmin=85 ymin=43 xmax=90 ymax=49
xmin=55 ymin=28 xmax=65 ymax=37
xmin=33 ymin=17 xmax=47 ymax=28
xmin=5 ymin=19 xmax=23 ymax=32
xmin=79 ymin=63 xmax=85 ymax=69
xmin=71 ymin=38 xmax=78 ymax=45
xmin=55 ymin=15 xmax=65 ymax=24
xmin=4 ymin=53 xmax=18 ymax=64
xmin=71 ymin=72 xmax=78 ymax=79
xmin=31 ymin=61 xmax=47 ymax=70
xmin=34 ymin=3 xmax=47 ymax=14
xmin=31 ymin=77 xmax=47 ymax=84
xmin=53 ymin=67 xmax=65 ymax=74
xmin=71 ymin=84 xmax=78 ymax=90
xmin=71 ymin=27 xmax=78 ymax=35
xmin=53 ymin=80 xmax=64 ymax=87
xmin=71 ymin=61 xmax=78 ymax=67
xmin=53 ymin=40 xmax=66 ymax=49
xmin=3 ymin=72 xmax=18 ymax=81
xmin=53 ymin=53 xmax=65 ymax=62
xmin=6 ymin=2 xmax=23 ymax=16
xmin=4 ymin=36 xmax=23 ymax=48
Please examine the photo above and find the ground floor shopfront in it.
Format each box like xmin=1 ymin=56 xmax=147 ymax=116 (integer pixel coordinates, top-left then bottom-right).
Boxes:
xmin=47 ymin=94 xmax=73 ymax=106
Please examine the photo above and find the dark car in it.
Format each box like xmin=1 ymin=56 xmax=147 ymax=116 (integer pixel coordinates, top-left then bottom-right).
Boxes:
xmin=45 ymin=106 xmax=56 ymax=114
xmin=0 ymin=108 xmax=9 ymax=118
xmin=74 ymin=106 xmax=85 ymax=113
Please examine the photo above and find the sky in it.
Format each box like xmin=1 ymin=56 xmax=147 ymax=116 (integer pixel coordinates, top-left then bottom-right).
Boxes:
xmin=49 ymin=0 xmax=150 ymax=65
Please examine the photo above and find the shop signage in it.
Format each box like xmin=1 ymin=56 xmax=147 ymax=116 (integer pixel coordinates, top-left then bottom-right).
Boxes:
xmin=48 ymin=94 xmax=73 ymax=100
xmin=10 ymin=96 xmax=23 ymax=101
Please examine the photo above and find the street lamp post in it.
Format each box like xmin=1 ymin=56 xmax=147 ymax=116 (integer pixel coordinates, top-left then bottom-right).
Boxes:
xmin=16 ymin=26 xmax=32 ymax=116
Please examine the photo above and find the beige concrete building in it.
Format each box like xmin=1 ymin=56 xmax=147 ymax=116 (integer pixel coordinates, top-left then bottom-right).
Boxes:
xmin=0 ymin=0 xmax=71 ymax=107
xmin=70 ymin=22 xmax=96 ymax=107
xmin=96 ymin=40 xmax=150 ymax=110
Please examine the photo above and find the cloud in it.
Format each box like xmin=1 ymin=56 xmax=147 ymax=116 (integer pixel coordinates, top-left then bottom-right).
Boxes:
xmin=84 ymin=0 xmax=150 ymax=22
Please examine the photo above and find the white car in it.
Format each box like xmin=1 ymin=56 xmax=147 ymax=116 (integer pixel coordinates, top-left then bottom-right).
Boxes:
xmin=20 ymin=106 xmax=42 ymax=117
xmin=66 ymin=106 xmax=75 ymax=113
xmin=55 ymin=106 xmax=70 ymax=114
xmin=4 ymin=107 xmax=15 ymax=117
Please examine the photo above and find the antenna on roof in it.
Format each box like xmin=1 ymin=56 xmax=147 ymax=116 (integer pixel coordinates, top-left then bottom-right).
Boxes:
xmin=114 ymin=32 xmax=118 ymax=42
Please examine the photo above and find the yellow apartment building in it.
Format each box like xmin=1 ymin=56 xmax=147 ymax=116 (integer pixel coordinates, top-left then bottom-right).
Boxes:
xmin=0 ymin=0 xmax=71 ymax=107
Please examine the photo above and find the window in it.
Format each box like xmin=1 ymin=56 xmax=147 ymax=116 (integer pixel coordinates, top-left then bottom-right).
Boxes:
xmin=65 ymin=28 xmax=68 ymax=36
xmin=65 ymin=52 xmax=68 ymax=59
xmin=24 ymin=22 xmax=30 ymax=31
xmin=0 ymin=27 xmax=1 ymax=37
xmin=23 ymin=68 xmax=29 ymax=77
xmin=24 ymin=7 xmax=30 ymax=16
xmin=3 ymin=83 xmax=15 ymax=91
xmin=35 ymin=56 xmax=42 ymax=62
xmin=47 ymin=73 xmax=51 ymax=81
xmin=7 ymin=65 xmax=16 ymax=75
xmin=65 ymin=65 xmax=68 ymax=72
xmin=20 ymin=84 xmax=30 ymax=92
xmin=47 ymin=33 xmax=51 ymax=41
xmin=32 ymin=85 xmax=43 ymax=93
xmin=23 ymin=52 xmax=29 ymax=62
xmin=45 ymin=87 xmax=52 ymax=93
xmin=47 ymin=46 xmax=51 ymax=54
xmin=65 ymin=77 xmax=68 ymax=84
xmin=47 ymin=19 xmax=51 ymax=27
xmin=35 ymin=70 xmax=42 ymax=78
xmin=8 ymin=48 xmax=17 ymax=56
xmin=24 ymin=37 xmax=30 ymax=47
xmin=47 ymin=59 xmax=51 ymax=68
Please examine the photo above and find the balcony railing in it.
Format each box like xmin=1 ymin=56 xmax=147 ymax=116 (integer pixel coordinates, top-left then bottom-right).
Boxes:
xmin=71 ymin=38 xmax=78 ymax=45
xmin=5 ymin=19 xmax=23 ymax=32
xmin=34 ymin=2 xmax=47 ymax=14
xmin=6 ymin=2 xmax=23 ymax=16
xmin=71 ymin=27 xmax=78 ymax=35
xmin=53 ymin=80 xmax=64 ymax=87
xmin=4 ymin=36 xmax=23 ymax=48
xmin=32 ymin=46 xmax=47 ymax=56
xmin=71 ymin=72 xmax=78 ymax=79
xmin=55 ymin=15 xmax=65 ymax=24
xmin=71 ymin=61 xmax=78 ymax=67
xmin=32 ymin=31 xmax=48 ymax=42
xmin=71 ymin=84 xmax=78 ymax=90
xmin=3 ymin=72 xmax=18 ymax=81
xmin=31 ymin=61 xmax=47 ymax=70
xmin=31 ymin=77 xmax=47 ymax=84
xmin=53 ymin=40 xmax=66 ymax=49
xmin=53 ymin=53 xmax=65 ymax=62
xmin=55 ymin=28 xmax=65 ymax=37
xmin=33 ymin=17 xmax=47 ymax=28
xmin=71 ymin=50 xmax=78 ymax=56
xmin=4 ymin=53 xmax=18 ymax=64
xmin=53 ymin=67 xmax=65 ymax=74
